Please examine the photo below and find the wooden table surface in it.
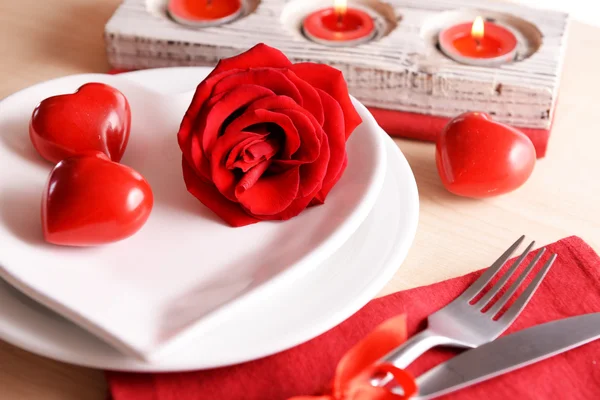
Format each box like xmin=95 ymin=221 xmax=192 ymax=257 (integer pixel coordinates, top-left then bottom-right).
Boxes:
xmin=1 ymin=1 xmax=599 ymax=398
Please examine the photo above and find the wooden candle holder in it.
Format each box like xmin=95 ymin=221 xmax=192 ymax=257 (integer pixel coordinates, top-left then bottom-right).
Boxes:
xmin=104 ymin=0 xmax=569 ymax=157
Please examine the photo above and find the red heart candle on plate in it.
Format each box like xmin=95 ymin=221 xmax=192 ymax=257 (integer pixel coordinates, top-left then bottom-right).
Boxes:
xmin=436 ymin=112 xmax=536 ymax=198
xmin=29 ymin=83 xmax=131 ymax=164
xmin=42 ymin=152 xmax=153 ymax=246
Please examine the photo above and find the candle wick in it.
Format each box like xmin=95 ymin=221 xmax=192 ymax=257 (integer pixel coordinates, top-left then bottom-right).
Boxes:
xmin=336 ymin=11 xmax=344 ymax=27
xmin=474 ymin=38 xmax=481 ymax=49
xmin=207 ymin=0 xmax=212 ymax=7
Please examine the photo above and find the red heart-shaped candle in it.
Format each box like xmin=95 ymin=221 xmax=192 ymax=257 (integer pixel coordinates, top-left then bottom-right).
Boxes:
xmin=30 ymin=83 xmax=131 ymax=163
xmin=436 ymin=112 xmax=536 ymax=198
xmin=42 ymin=152 xmax=153 ymax=246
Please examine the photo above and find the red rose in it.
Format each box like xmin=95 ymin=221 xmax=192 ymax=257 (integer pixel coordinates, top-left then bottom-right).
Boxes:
xmin=177 ymin=44 xmax=362 ymax=227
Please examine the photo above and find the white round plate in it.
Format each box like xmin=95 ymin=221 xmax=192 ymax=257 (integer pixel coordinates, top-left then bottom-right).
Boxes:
xmin=0 ymin=68 xmax=418 ymax=370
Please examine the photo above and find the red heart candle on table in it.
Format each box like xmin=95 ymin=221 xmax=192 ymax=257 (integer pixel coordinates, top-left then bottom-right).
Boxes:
xmin=303 ymin=0 xmax=375 ymax=46
xmin=436 ymin=112 xmax=536 ymax=198
xmin=168 ymin=0 xmax=242 ymax=27
xmin=439 ymin=16 xmax=517 ymax=66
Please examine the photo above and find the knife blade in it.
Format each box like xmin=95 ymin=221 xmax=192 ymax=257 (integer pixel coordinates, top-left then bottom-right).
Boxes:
xmin=412 ymin=313 xmax=600 ymax=399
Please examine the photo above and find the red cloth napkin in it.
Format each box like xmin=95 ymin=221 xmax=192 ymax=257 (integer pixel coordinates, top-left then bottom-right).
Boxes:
xmin=367 ymin=107 xmax=551 ymax=159
xmin=107 ymin=236 xmax=600 ymax=399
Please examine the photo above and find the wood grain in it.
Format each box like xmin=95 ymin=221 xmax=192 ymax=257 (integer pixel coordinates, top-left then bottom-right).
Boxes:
xmin=0 ymin=0 xmax=598 ymax=399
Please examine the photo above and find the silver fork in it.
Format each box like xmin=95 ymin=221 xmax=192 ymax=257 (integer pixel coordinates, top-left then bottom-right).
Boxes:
xmin=374 ymin=236 xmax=557 ymax=386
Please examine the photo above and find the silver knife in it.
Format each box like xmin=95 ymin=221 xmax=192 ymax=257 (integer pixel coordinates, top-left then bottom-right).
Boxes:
xmin=410 ymin=313 xmax=600 ymax=399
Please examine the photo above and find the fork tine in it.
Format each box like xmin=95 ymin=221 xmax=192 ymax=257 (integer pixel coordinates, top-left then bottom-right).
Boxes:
xmin=487 ymin=248 xmax=546 ymax=316
xmin=496 ymin=253 xmax=557 ymax=325
xmin=475 ymin=241 xmax=535 ymax=309
xmin=458 ymin=235 xmax=525 ymax=302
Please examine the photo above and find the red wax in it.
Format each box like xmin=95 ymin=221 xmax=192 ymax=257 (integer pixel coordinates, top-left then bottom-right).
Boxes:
xmin=303 ymin=7 xmax=375 ymax=43
xmin=168 ymin=0 xmax=241 ymax=23
xmin=439 ymin=21 xmax=517 ymax=59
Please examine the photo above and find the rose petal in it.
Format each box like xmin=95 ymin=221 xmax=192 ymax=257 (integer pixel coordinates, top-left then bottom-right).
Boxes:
xmin=244 ymin=124 xmax=270 ymax=135
xmin=226 ymin=135 xmax=264 ymax=172
xmin=182 ymin=158 xmax=259 ymax=227
xmin=236 ymin=167 xmax=300 ymax=216
xmin=212 ymin=69 xmax=303 ymax=105
xmin=206 ymin=43 xmax=293 ymax=80
xmin=224 ymin=108 xmax=301 ymax=159
xmin=315 ymin=89 xmax=347 ymax=201
xmin=244 ymin=94 xmax=300 ymax=113
xmin=243 ymin=96 xmax=322 ymax=163
xmin=283 ymin=70 xmax=324 ymax=125
xmin=187 ymin=134 xmax=208 ymax=180
xmin=178 ymin=69 xmax=239 ymax=143
xmin=230 ymin=137 xmax=279 ymax=172
xmin=257 ymin=191 xmax=316 ymax=221
xmin=181 ymin=84 xmax=273 ymax=180
xmin=291 ymin=63 xmax=362 ymax=139
xmin=200 ymin=85 xmax=274 ymax=165
xmin=279 ymin=109 xmax=321 ymax=163
xmin=234 ymin=159 xmax=271 ymax=198
xmin=226 ymin=135 xmax=260 ymax=168
xmin=241 ymin=130 xmax=327 ymax=200
xmin=314 ymin=153 xmax=348 ymax=204
xmin=297 ymin=131 xmax=329 ymax=197
xmin=211 ymin=130 xmax=260 ymax=201
xmin=178 ymin=69 xmax=241 ymax=177
xmin=186 ymin=90 xmax=231 ymax=182
xmin=257 ymin=164 xmax=325 ymax=222
xmin=244 ymin=139 xmax=279 ymax=162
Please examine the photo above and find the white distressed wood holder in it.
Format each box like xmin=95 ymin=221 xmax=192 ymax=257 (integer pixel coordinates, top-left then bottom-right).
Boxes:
xmin=104 ymin=0 xmax=569 ymax=156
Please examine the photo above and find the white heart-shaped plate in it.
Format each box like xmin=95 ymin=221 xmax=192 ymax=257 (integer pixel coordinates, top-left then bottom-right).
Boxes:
xmin=0 ymin=68 xmax=386 ymax=361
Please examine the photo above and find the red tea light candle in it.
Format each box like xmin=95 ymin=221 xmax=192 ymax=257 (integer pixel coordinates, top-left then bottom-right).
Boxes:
xmin=439 ymin=16 xmax=518 ymax=66
xmin=168 ymin=0 xmax=242 ymax=28
xmin=303 ymin=0 xmax=376 ymax=47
